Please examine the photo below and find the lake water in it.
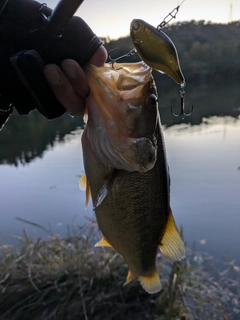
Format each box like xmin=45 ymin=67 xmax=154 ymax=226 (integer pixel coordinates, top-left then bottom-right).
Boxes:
xmin=0 ymin=77 xmax=240 ymax=265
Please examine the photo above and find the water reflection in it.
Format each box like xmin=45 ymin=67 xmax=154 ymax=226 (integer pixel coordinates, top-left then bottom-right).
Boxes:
xmin=0 ymin=77 xmax=239 ymax=166
xmin=155 ymin=73 xmax=240 ymax=126
xmin=0 ymin=111 xmax=84 ymax=166
xmin=0 ymin=128 xmax=91 ymax=243
xmin=165 ymin=116 xmax=240 ymax=262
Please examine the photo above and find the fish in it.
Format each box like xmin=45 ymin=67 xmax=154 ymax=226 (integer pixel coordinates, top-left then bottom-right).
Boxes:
xmin=130 ymin=19 xmax=185 ymax=85
xmin=81 ymin=61 xmax=185 ymax=294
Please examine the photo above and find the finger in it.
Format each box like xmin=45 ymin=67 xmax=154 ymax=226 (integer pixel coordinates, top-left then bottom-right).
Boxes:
xmin=43 ymin=64 xmax=85 ymax=115
xmin=89 ymin=45 xmax=108 ymax=66
xmin=61 ymin=45 xmax=107 ymax=96
xmin=61 ymin=59 xmax=89 ymax=98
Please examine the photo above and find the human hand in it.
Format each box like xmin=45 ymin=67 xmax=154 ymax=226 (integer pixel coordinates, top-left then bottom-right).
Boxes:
xmin=44 ymin=45 xmax=107 ymax=116
xmin=0 ymin=0 xmax=107 ymax=130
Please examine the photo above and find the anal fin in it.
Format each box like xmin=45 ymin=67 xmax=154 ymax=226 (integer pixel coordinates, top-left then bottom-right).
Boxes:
xmin=159 ymin=209 xmax=186 ymax=261
xmin=124 ymin=270 xmax=137 ymax=286
xmin=94 ymin=236 xmax=112 ymax=248
xmin=138 ymin=268 xmax=162 ymax=294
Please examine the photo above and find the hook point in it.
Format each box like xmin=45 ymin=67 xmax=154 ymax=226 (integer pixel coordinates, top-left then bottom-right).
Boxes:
xmin=171 ymin=104 xmax=194 ymax=119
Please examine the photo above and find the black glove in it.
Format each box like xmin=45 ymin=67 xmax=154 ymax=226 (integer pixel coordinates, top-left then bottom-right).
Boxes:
xmin=0 ymin=0 xmax=102 ymax=129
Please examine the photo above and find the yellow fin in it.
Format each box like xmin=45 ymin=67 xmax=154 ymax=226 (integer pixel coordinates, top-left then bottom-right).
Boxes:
xmin=94 ymin=236 xmax=112 ymax=248
xmin=124 ymin=270 xmax=137 ymax=286
xmin=159 ymin=209 xmax=186 ymax=261
xmin=138 ymin=268 xmax=162 ymax=294
xmin=79 ymin=174 xmax=91 ymax=208
xmin=79 ymin=173 xmax=87 ymax=191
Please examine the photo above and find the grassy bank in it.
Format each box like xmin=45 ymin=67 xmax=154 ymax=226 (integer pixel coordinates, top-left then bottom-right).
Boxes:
xmin=0 ymin=224 xmax=239 ymax=320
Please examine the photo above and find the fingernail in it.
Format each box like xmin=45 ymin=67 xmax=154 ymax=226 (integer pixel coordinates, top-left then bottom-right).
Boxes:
xmin=44 ymin=67 xmax=61 ymax=86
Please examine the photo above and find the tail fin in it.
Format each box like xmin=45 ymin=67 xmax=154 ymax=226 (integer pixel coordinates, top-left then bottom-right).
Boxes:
xmin=138 ymin=268 xmax=162 ymax=294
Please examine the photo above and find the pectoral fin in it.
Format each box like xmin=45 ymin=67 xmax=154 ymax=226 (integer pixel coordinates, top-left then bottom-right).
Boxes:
xmin=138 ymin=268 xmax=162 ymax=294
xmin=94 ymin=170 xmax=118 ymax=208
xmin=79 ymin=174 xmax=91 ymax=208
xmin=94 ymin=236 xmax=112 ymax=248
xmin=159 ymin=209 xmax=186 ymax=261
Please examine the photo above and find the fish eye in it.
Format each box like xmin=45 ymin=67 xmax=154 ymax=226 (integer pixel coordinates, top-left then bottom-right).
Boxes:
xmin=133 ymin=21 xmax=140 ymax=30
xmin=148 ymin=94 xmax=158 ymax=108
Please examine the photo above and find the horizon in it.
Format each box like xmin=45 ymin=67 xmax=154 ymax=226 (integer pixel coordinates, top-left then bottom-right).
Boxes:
xmin=98 ymin=19 xmax=240 ymax=41
xmin=46 ymin=0 xmax=240 ymax=40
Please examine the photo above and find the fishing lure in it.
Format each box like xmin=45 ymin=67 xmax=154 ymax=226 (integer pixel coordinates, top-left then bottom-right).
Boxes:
xmin=109 ymin=3 xmax=193 ymax=118
xmin=130 ymin=18 xmax=185 ymax=85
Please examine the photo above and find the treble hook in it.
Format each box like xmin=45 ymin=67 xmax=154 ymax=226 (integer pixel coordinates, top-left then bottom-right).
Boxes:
xmin=108 ymin=48 xmax=136 ymax=70
xmin=171 ymin=97 xmax=193 ymax=119
xmin=171 ymin=83 xmax=193 ymax=119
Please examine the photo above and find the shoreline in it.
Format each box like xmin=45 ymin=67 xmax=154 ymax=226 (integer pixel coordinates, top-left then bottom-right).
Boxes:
xmin=0 ymin=225 xmax=239 ymax=319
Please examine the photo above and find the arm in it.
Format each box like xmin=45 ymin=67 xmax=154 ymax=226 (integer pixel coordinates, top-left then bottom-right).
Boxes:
xmin=0 ymin=0 xmax=107 ymax=129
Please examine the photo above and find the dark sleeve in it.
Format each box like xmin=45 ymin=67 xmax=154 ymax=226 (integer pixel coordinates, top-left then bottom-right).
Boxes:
xmin=0 ymin=0 xmax=102 ymax=120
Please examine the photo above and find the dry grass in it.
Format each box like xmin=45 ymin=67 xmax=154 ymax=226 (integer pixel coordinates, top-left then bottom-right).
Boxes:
xmin=0 ymin=222 xmax=239 ymax=320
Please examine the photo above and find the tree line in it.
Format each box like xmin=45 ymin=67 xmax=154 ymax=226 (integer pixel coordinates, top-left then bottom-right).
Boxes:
xmin=103 ymin=20 xmax=240 ymax=82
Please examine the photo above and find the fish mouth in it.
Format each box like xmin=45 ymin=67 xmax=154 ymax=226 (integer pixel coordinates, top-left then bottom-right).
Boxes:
xmin=84 ymin=62 xmax=157 ymax=173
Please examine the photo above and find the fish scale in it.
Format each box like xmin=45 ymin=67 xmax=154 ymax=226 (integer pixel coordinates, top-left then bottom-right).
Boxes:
xmin=94 ymin=126 xmax=168 ymax=250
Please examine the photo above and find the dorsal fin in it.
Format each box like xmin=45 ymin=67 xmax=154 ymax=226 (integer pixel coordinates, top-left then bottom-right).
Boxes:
xmin=159 ymin=209 xmax=186 ymax=261
xmin=79 ymin=174 xmax=91 ymax=208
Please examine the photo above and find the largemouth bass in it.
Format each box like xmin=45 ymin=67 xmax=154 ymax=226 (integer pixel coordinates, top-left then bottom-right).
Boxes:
xmin=81 ymin=62 xmax=185 ymax=294
xmin=130 ymin=19 xmax=185 ymax=85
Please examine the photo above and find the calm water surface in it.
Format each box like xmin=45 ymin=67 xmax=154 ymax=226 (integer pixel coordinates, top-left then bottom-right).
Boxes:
xmin=0 ymin=79 xmax=240 ymax=264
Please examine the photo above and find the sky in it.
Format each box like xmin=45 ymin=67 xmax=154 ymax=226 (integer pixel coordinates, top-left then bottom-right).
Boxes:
xmin=47 ymin=0 xmax=240 ymax=39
